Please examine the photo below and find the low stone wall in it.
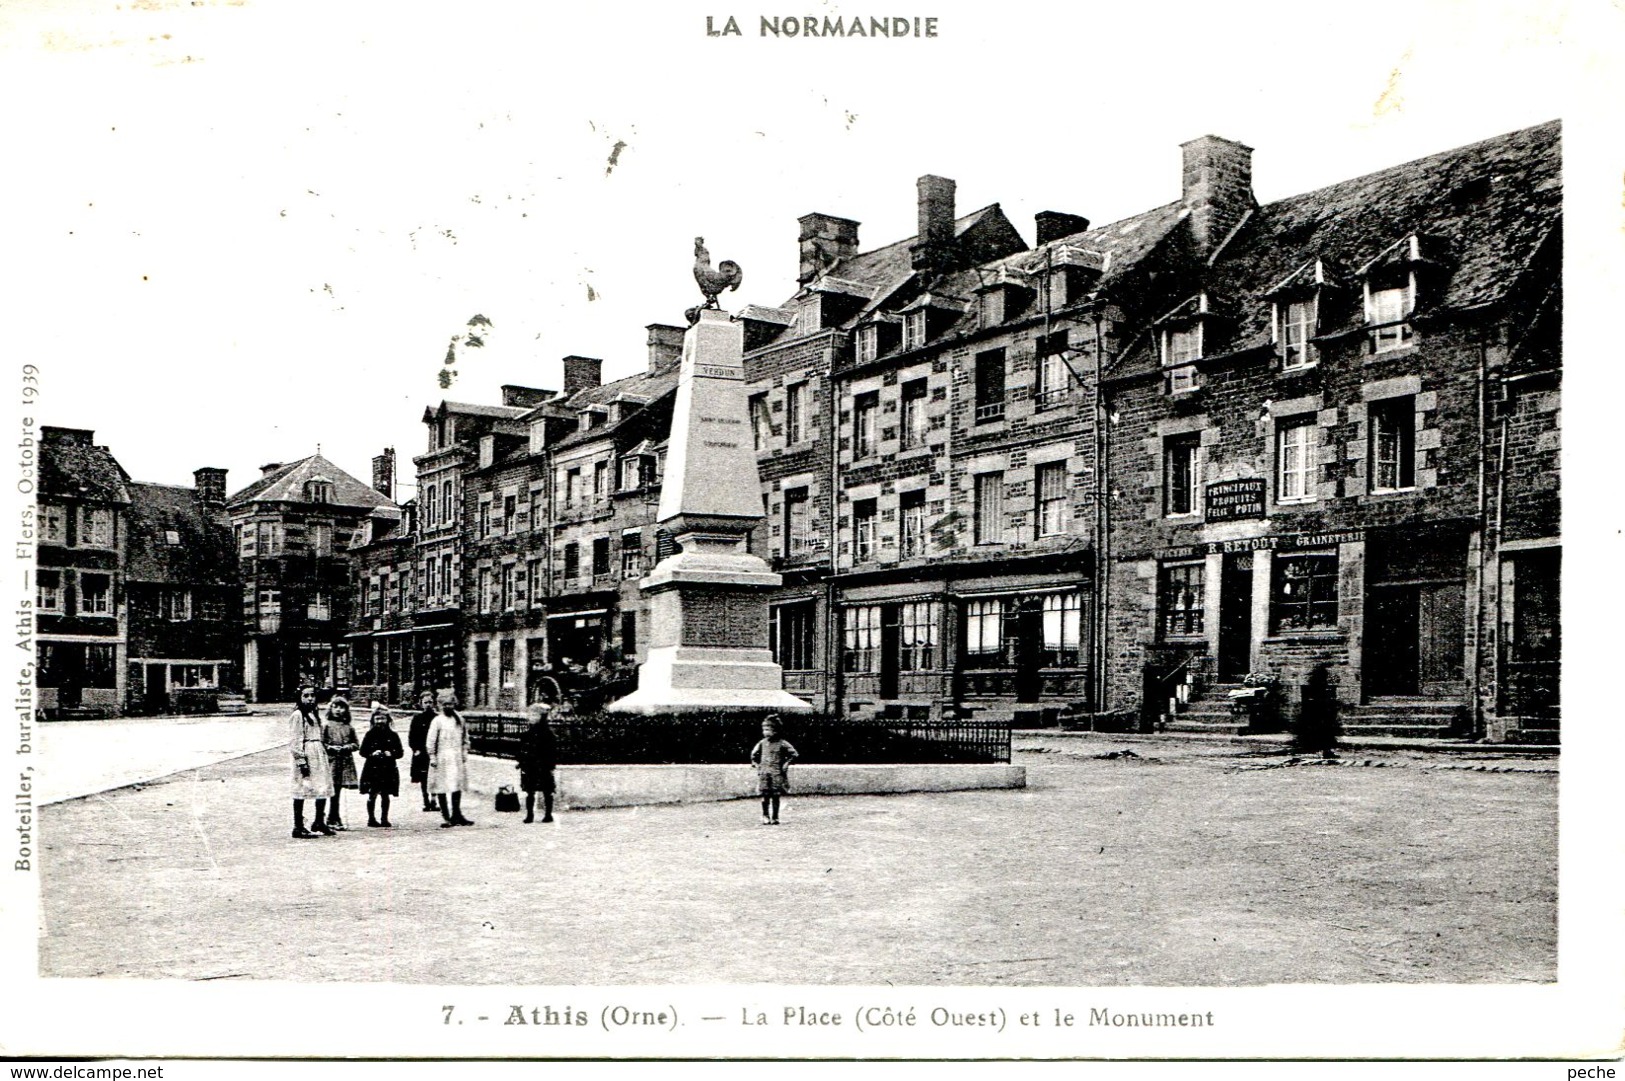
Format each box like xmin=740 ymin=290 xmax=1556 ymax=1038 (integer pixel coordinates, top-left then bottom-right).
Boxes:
xmin=465 ymin=755 xmax=1025 ymax=811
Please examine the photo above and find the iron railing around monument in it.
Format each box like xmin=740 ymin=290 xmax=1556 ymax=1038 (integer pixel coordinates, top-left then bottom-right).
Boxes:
xmin=464 ymin=712 xmax=1011 ymax=765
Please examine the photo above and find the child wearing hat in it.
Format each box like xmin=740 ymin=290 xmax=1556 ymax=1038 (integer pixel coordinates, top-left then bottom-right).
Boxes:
xmin=358 ymin=703 xmax=404 ymax=827
xmin=749 ymin=715 xmax=798 ymax=825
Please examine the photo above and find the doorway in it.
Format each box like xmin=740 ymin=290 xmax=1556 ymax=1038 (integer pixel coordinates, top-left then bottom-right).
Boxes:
xmin=1217 ymin=552 xmax=1253 ymax=681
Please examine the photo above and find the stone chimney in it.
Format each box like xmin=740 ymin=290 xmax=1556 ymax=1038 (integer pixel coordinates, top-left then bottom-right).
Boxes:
xmin=796 ymin=212 xmax=860 ymax=284
xmin=646 ymin=324 xmax=685 ymax=373
xmin=371 ymin=449 xmax=395 ymax=500
xmin=910 ymin=175 xmax=956 ymax=272
xmin=193 ymin=467 xmax=227 ymax=505
xmin=500 ymin=385 xmax=555 ymax=408
xmin=1035 ymin=211 xmax=1091 ymax=245
xmin=562 ymin=355 xmax=603 ymax=396
xmin=259 ymin=462 xmax=284 ymax=477
xmin=1181 ymin=135 xmax=1254 ymax=260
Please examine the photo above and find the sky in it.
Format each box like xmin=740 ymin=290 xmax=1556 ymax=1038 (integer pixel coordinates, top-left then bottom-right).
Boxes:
xmin=0 ymin=0 xmax=1596 ymax=501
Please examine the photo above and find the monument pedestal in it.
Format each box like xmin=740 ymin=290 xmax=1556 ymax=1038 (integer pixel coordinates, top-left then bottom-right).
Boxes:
xmin=609 ymin=309 xmax=810 ymax=717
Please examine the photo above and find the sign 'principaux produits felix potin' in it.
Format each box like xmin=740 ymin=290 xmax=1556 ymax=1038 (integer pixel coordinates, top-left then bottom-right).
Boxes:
xmin=608 ymin=308 xmax=811 ymax=715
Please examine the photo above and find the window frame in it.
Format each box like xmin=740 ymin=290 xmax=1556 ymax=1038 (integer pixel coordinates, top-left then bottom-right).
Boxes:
xmin=853 ymin=391 xmax=879 ymax=459
xmin=1365 ymin=275 xmax=1416 ymax=354
xmin=974 ymin=349 xmax=1007 ymax=424
xmin=785 ymin=382 xmax=807 ymax=445
xmin=899 ymin=488 xmax=928 ymax=560
xmin=1369 ymin=396 xmax=1418 ymax=493
xmin=1035 ymin=461 xmax=1070 ymax=537
xmin=1163 ymin=435 xmax=1200 ymax=518
xmin=842 ymin=604 xmax=883 ymax=673
xmin=973 ymin=471 xmax=1005 ymax=545
xmin=1276 ymin=295 xmax=1319 ymax=370
xmin=1275 ymin=415 xmax=1317 ymax=504
xmin=1158 ymin=562 xmax=1206 ymax=639
xmin=900 ymin=378 xmax=929 ymax=450
xmin=1270 ymin=551 xmax=1340 ymax=634
xmin=851 ymin=498 xmax=877 ymax=563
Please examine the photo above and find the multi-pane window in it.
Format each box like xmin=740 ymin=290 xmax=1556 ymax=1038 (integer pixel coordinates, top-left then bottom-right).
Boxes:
xmin=963 ymin=598 xmax=1004 ymax=661
xmin=439 ymin=555 xmax=453 ymax=602
xmin=899 ymin=601 xmax=939 ymax=670
xmin=170 ymin=664 xmax=216 ymax=689
xmin=842 ymin=605 xmax=883 ymax=673
xmin=1159 ymin=563 xmax=1205 ymax=637
xmin=1369 ymin=396 xmax=1417 ymax=492
xmin=307 ymin=590 xmax=331 ymax=621
xmin=1042 ymin=592 xmax=1084 ymax=666
xmin=80 ymin=507 xmax=114 ymax=547
xmin=974 ymin=472 xmax=1004 ymax=545
xmin=1164 ymin=325 xmax=1201 ymax=394
xmin=562 ymin=543 xmax=579 ymax=582
xmin=562 ymin=468 xmax=580 ymax=507
xmin=1276 ymin=416 xmax=1316 ymax=503
xmin=853 ymin=392 xmax=879 ymax=458
xmin=902 ymin=310 xmax=926 ymax=352
xmin=1271 ymin=552 xmax=1340 ymax=633
xmin=503 ymin=495 xmax=517 ymax=532
xmin=477 ymin=568 xmax=491 ymax=612
xmin=396 ymin=570 xmax=409 ymax=611
xmin=1035 ymin=462 xmax=1070 ymax=537
xmin=158 ymin=587 xmax=190 ymax=621
xmin=1164 ymin=436 xmax=1199 ymax=517
xmin=257 ymin=521 xmax=283 ymax=556
xmin=974 ymin=349 xmax=1006 ymax=423
xmin=501 ymin=563 xmax=516 ymax=610
xmin=77 ymin=573 xmax=111 ymax=615
xmin=1278 ymin=296 xmax=1318 ymax=369
xmin=899 ymin=489 xmax=927 ymax=559
xmin=440 ymin=481 xmax=453 ymax=525
xmin=479 ymin=500 xmax=492 ymax=538
xmin=1035 ymin=352 xmax=1071 ymax=410
xmin=621 ymin=531 xmax=643 ymax=577
xmin=900 ymin=379 xmax=929 ymax=449
xmin=1367 ymin=279 xmax=1415 ymax=353
xmin=749 ymin=393 xmax=769 ymax=450
xmin=783 ymin=487 xmax=811 ymax=555
xmin=592 ymin=537 xmax=611 ymax=577
xmin=785 ymin=382 xmax=807 ymax=445
xmin=37 ymin=569 xmax=60 ymax=610
xmin=769 ymin=602 xmax=817 ymax=671
xmin=852 ymin=499 xmax=877 ymax=563
xmin=593 ymin=461 xmax=608 ymax=502
xmin=40 ymin=505 xmax=65 ymax=544
xmin=309 ymin=522 xmax=333 ymax=556
xmin=527 ymin=558 xmax=546 ymax=606
xmin=856 ymin=324 xmax=879 ymax=364
xmin=499 ymin=640 xmax=516 ymax=689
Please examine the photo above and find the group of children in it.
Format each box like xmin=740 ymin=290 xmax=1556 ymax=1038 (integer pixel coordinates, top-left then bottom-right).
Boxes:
xmin=290 ymin=689 xmax=800 ymax=836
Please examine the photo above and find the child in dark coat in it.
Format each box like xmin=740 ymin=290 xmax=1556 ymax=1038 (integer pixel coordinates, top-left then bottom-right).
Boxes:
xmin=749 ymin=715 xmax=798 ymax=825
xmin=516 ymin=705 xmax=557 ymax=823
xmin=359 ymin=704 xmax=404 ymax=827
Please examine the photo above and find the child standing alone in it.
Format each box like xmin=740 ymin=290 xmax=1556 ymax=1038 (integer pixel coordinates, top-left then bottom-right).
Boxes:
xmin=749 ymin=715 xmax=798 ymax=826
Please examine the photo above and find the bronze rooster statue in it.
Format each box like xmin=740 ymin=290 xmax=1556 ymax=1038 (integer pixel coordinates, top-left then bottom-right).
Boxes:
xmin=691 ymin=236 xmax=742 ymax=310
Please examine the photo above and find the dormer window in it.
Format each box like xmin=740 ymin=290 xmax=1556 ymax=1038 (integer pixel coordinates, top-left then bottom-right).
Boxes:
xmin=578 ymin=409 xmax=605 ymax=431
xmin=856 ymin=324 xmax=879 ymax=365
xmin=1275 ymin=296 xmax=1319 ymax=370
xmin=1163 ymin=325 xmax=1201 ymax=394
xmin=1365 ymin=278 xmax=1415 ymax=353
xmin=305 ymin=477 xmax=333 ymax=504
xmin=902 ymin=310 xmax=927 ymax=351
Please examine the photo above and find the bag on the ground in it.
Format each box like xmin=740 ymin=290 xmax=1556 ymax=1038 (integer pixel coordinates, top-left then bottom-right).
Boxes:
xmin=494 ymin=785 xmax=521 ymax=813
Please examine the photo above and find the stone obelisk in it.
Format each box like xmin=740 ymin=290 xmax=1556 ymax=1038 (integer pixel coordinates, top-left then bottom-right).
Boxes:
xmin=609 ymin=307 xmax=810 ymax=715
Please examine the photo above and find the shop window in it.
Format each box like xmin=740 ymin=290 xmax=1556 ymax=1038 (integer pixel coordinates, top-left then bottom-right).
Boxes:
xmin=1276 ymin=416 xmax=1317 ymax=503
xmin=1369 ymin=396 xmax=1417 ymax=492
xmin=85 ymin=644 xmax=117 ymax=688
xmin=852 ymin=499 xmax=877 ymax=563
xmin=770 ymin=602 xmax=817 ymax=671
xmin=900 ymin=379 xmax=929 ymax=449
xmin=842 ymin=605 xmax=883 ymax=673
xmin=1164 ymin=436 xmax=1200 ymax=517
xmin=1271 ymin=552 xmax=1339 ymax=633
xmin=170 ymin=664 xmax=216 ymax=689
xmin=899 ymin=489 xmax=927 ymax=559
xmin=1159 ymin=563 xmax=1205 ymax=638
xmin=1036 ymin=462 xmax=1070 ymax=537
xmin=963 ymin=597 xmax=1006 ymax=667
xmin=1042 ymin=592 xmax=1084 ymax=666
xmin=899 ymin=601 xmax=939 ymax=670
xmin=973 ymin=472 xmax=1005 ymax=545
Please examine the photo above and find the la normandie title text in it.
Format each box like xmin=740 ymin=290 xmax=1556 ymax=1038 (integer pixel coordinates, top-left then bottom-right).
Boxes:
xmin=707 ymin=15 xmax=939 ymax=38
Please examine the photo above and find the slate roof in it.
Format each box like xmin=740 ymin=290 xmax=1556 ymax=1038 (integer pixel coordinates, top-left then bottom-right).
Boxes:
xmin=123 ymin=483 xmax=237 ymax=585
xmin=1110 ymin=120 xmax=1560 ymax=378
xmin=225 ymin=453 xmax=399 ymax=511
xmin=547 ymin=365 xmax=681 ymax=453
xmin=39 ymin=428 xmax=131 ymax=504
